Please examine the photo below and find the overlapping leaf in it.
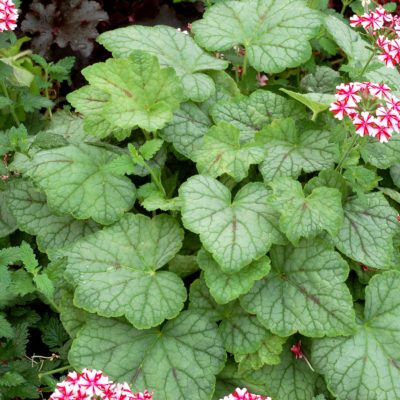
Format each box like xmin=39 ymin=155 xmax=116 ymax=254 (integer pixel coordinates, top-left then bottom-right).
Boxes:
xmin=269 ymin=177 xmax=343 ymax=244
xmin=257 ymin=118 xmax=338 ymax=182
xmin=241 ymin=240 xmax=356 ymax=337
xmin=64 ymin=213 xmax=186 ymax=329
xmin=180 ymin=175 xmax=284 ymax=272
xmin=211 ymin=90 xmax=304 ymax=141
xmin=312 ymin=271 xmax=400 ymax=400
xmin=193 ymin=122 xmax=266 ymax=181
xmin=20 ymin=144 xmax=136 ymax=225
xmin=197 ymin=249 xmax=270 ymax=304
xmin=98 ymin=25 xmax=228 ymax=102
xmin=69 ymin=311 xmax=226 ymax=400
xmin=192 ymin=0 xmax=321 ymax=73
xmin=6 ymin=179 xmax=98 ymax=257
xmin=67 ymin=51 xmax=184 ymax=137
xmin=332 ymin=193 xmax=399 ymax=269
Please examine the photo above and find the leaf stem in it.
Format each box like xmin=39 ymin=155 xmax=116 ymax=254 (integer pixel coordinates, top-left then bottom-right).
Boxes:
xmin=38 ymin=365 xmax=71 ymax=379
xmin=335 ymin=134 xmax=360 ymax=173
xmin=242 ymin=51 xmax=248 ymax=77
xmin=360 ymin=51 xmax=376 ymax=77
xmin=1 ymin=80 xmax=20 ymax=126
xmin=143 ymin=160 xmax=166 ymax=196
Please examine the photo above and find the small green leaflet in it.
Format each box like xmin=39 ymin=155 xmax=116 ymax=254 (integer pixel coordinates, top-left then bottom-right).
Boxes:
xmin=192 ymin=0 xmax=321 ymax=73
xmin=312 ymin=271 xmax=400 ymax=400
xmin=69 ymin=312 xmax=226 ymax=400
xmin=0 ymin=192 xmax=16 ymax=238
xmin=331 ymin=192 xmax=399 ymax=269
xmin=6 ymin=179 xmax=98 ymax=257
xmin=235 ymin=332 xmax=286 ymax=373
xmin=98 ymin=25 xmax=228 ymax=102
xmin=257 ymin=118 xmax=338 ymax=183
xmin=64 ymin=214 xmax=186 ymax=329
xmin=179 ymin=175 xmax=284 ymax=272
xmin=250 ymin=342 xmax=318 ymax=400
xmin=280 ymin=88 xmax=335 ymax=121
xmin=241 ymin=239 xmax=356 ymax=337
xmin=193 ymin=122 xmax=265 ymax=181
xmin=21 ymin=144 xmax=136 ymax=225
xmin=197 ymin=248 xmax=270 ymax=304
xmin=161 ymin=101 xmax=212 ymax=158
xmin=211 ymin=90 xmax=305 ymax=141
xmin=269 ymin=177 xmax=343 ymax=244
xmin=67 ymin=51 xmax=184 ymax=138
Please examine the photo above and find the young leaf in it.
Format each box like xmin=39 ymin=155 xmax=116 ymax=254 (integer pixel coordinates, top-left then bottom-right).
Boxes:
xmin=269 ymin=177 xmax=344 ymax=244
xmin=257 ymin=118 xmax=338 ymax=183
xmin=193 ymin=122 xmax=265 ymax=181
xmin=98 ymin=25 xmax=228 ymax=102
xmin=197 ymin=249 xmax=271 ymax=304
xmin=6 ymin=179 xmax=98 ymax=257
xmin=67 ymin=51 xmax=184 ymax=137
xmin=312 ymin=271 xmax=400 ymax=400
xmin=211 ymin=90 xmax=305 ymax=141
xmin=139 ymin=139 xmax=164 ymax=161
xmin=64 ymin=214 xmax=186 ymax=329
xmin=179 ymin=175 xmax=284 ymax=273
xmin=331 ymin=193 xmax=399 ymax=269
xmin=192 ymin=0 xmax=321 ymax=73
xmin=69 ymin=311 xmax=226 ymax=400
xmin=235 ymin=333 xmax=286 ymax=373
xmin=241 ymin=239 xmax=356 ymax=337
xmin=21 ymin=144 xmax=136 ymax=225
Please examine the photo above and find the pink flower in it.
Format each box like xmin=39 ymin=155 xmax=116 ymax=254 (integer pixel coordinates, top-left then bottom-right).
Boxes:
xmin=0 ymin=0 xmax=18 ymax=31
xmin=336 ymin=83 xmax=362 ymax=106
xmin=373 ymin=120 xmax=393 ymax=142
xmin=220 ymin=388 xmax=271 ymax=400
xmin=368 ymin=82 xmax=391 ymax=99
xmin=360 ymin=12 xmax=384 ymax=30
xmin=329 ymin=100 xmax=356 ymax=120
xmin=350 ymin=14 xmax=363 ymax=27
xmin=78 ymin=369 xmax=112 ymax=397
xmin=376 ymin=106 xmax=399 ymax=127
xmin=353 ymin=112 xmax=378 ymax=137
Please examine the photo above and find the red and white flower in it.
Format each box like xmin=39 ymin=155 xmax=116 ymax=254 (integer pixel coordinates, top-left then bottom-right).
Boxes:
xmin=220 ymin=388 xmax=271 ymax=400
xmin=0 ymin=0 xmax=18 ymax=31
xmin=330 ymin=81 xmax=400 ymax=142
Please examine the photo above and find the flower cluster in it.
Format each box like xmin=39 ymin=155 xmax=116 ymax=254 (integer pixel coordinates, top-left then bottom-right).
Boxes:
xmin=349 ymin=6 xmax=400 ymax=68
xmin=0 ymin=0 xmax=18 ymax=32
xmin=220 ymin=388 xmax=271 ymax=400
xmin=329 ymin=81 xmax=400 ymax=142
xmin=50 ymin=369 xmax=152 ymax=400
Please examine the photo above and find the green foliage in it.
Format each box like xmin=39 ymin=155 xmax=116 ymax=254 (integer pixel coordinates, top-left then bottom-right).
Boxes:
xmin=3 ymin=1 xmax=400 ymax=399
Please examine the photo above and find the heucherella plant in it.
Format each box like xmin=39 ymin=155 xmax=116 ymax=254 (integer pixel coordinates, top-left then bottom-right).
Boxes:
xmin=0 ymin=0 xmax=17 ymax=31
xmin=3 ymin=0 xmax=400 ymax=400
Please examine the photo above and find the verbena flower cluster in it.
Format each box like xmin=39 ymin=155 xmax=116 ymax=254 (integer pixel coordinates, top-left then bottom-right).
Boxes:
xmin=0 ymin=0 xmax=17 ymax=32
xmin=329 ymin=81 xmax=399 ymax=142
xmin=350 ymin=5 xmax=400 ymax=68
xmin=50 ymin=369 xmax=153 ymax=400
xmin=220 ymin=388 xmax=271 ymax=400
xmin=50 ymin=370 xmax=270 ymax=400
